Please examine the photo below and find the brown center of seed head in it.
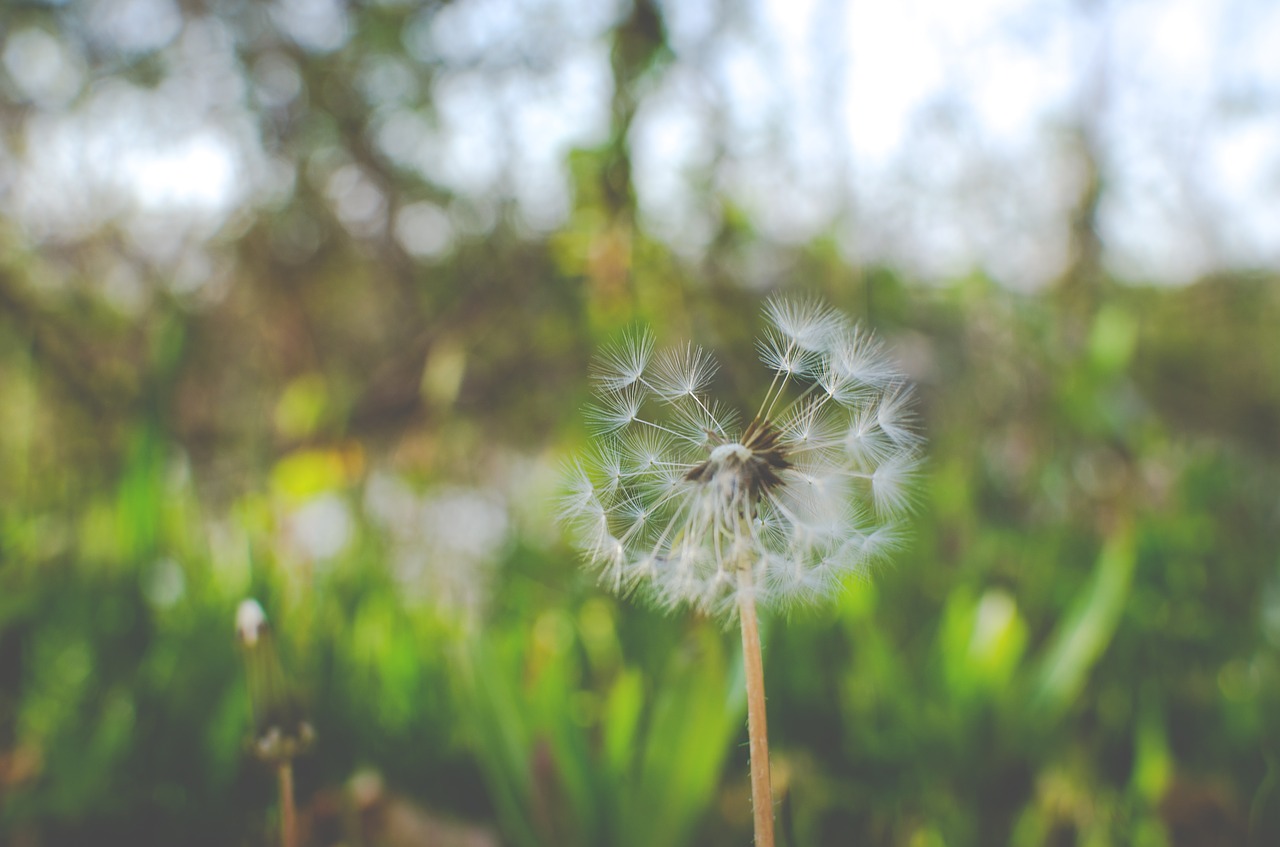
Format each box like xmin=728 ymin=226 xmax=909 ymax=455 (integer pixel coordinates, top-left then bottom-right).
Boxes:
xmin=684 ymin=419 xmax=791 ymax=503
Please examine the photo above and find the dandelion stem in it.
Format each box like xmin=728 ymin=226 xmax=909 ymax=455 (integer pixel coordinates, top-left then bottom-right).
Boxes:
xmin=737 ymin=565 xmax=775 ymax=847
xmin=278 ymin=760 xmax=297 ymax=847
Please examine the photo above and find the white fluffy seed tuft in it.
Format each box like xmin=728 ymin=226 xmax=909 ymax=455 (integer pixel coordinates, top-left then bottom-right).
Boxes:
xmin=593 ymin=329 xmax=655 ymax=393
xmin=561 ymin=298 xmax=923 ymax=617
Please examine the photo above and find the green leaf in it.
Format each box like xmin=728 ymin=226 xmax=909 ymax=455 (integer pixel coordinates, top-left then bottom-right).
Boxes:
xmin=1032 ymin=524 xmax=1137 ymax=718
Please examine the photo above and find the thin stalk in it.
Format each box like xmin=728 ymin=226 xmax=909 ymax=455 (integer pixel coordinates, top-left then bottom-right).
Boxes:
xmin=737 ymin=566 xmax=775 ymax=847
xmin=278 ymin=760 xmax=297 ymax=847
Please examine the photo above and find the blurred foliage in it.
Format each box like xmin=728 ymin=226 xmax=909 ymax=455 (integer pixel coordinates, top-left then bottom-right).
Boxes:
xmin=3 ymin=2 xmax=1280 ymax=847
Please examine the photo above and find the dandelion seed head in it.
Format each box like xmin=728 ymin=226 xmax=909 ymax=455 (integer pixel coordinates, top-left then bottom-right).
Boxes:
xmin=236 ymin=598 xmax=268 ymax=646
xmin=561 ymin=298 xmax=923 ymax=617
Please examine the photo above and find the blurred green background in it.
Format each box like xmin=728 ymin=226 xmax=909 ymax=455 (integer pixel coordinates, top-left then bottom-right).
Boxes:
xmin=2 ymin=2 xmax=1280 ymax=846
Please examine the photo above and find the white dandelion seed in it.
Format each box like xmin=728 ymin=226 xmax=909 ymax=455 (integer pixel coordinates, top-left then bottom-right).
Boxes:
xmin=593 ymin=328 xmax=654 ymax=393
xmin=561 ymin=297 xmax=923 ymax=617
xmin=870 ymin=452 xmax=922 ymax=517
xmin=652 ymin=341 xmax=720 ymax=402
xmin=763 ymin=297 xmax=846 ymax=351
xmin=584 ymin=385 xmax=645 ymax=434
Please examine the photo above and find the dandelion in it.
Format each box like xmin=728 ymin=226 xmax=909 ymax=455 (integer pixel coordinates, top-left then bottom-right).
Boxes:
xmin=562 ymin=297 xmax=921 ymax=616
xmin=560 ymin=297 xmax=922 ymax=847
xmin=236 ymin=599 xmax=313 ymax=847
